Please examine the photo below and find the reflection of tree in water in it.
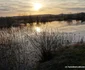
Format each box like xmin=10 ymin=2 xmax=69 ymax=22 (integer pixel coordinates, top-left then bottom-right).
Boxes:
xmin=76 ymin=20 xmax=81 ymax=25
xmin=40 ymin=17 xmax=48 ymax=24
xmin=66 ymin=20 xmax=72 ymax=25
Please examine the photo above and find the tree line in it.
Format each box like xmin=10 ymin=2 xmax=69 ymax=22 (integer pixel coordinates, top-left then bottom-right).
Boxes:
xmin=0 ymin=12 xmax=85 ymax=28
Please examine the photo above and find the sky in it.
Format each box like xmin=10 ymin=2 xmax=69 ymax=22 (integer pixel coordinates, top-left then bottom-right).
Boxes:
xmin=0 ymin=0 xmax=85 ymax=16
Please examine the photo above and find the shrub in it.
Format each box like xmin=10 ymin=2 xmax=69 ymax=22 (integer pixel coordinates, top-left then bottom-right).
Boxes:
xmin=29 ymin=31 xmax=72 ymax=62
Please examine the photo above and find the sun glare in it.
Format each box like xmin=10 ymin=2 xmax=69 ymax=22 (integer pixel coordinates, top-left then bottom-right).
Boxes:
xmin=33 ymin=3 xmax=42 ymax=11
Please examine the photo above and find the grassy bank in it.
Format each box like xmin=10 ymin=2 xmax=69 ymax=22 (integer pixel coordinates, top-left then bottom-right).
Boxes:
xmin=37 ymin=43 xmax=85 ymax=70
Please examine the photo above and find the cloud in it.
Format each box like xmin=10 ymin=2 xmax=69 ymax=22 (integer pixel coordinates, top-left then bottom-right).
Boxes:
xmin=0 ymin=0 xmax=32 ymax=13
xmin=0 ymin=0 xmax=85 ymax=16
xmin=66 ymin=8 xmax=85 ymax=11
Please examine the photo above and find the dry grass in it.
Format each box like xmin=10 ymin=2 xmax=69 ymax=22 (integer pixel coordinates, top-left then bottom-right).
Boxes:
xmin=0 ymin=27 xmax=84 ymax=70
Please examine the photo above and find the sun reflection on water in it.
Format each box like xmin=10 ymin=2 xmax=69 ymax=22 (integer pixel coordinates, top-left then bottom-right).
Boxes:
xmin=35 ymin=27 xmax=41 ymax=32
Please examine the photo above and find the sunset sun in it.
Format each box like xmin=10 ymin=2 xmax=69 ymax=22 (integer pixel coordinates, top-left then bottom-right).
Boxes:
xmin=33 ymin=3 xmax=42 ymax=11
